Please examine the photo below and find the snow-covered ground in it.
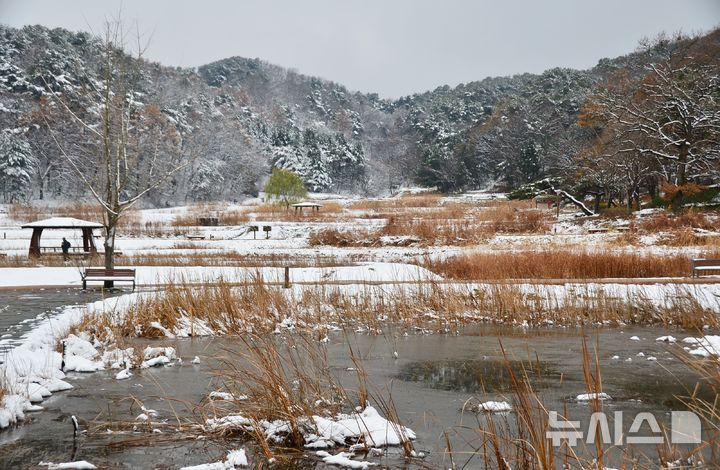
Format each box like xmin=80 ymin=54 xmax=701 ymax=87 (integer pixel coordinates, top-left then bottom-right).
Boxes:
xmin=0 ymin=263 xmax=441 ymax=288
xmin=1 ymin=202 xmax=717 ymax=267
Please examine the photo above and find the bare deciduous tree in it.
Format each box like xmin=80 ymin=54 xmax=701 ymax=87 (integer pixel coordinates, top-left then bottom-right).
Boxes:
xmin=43 ymin=19 xmax=189 ymax=283
xmin=596 ymin=63 xmax=720 ymax=196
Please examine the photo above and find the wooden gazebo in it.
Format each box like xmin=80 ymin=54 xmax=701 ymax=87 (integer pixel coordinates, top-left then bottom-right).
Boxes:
xmin=292 ymin=202 xmax=322 ymax=213
xmin=21 ymin=217 xmax=103 ymax=257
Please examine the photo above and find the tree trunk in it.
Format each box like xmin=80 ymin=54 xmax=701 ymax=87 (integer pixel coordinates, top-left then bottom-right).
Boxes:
xmin=627 ymin=189 xmax=633 ymax=213
xmin=647 ymin=178 xmax=657 ymax=199
xmin=671 ymin=190 xmax=685 ymax=213
xmin=593 ymin=194 xmax=601 ymax=214
xmin=672 ymin=144 xmax=689 ymax=213
xmin=103 ymin=217 xmax=117 ymax=288
xmin=677 ymin=144 xmax=688 ymax=186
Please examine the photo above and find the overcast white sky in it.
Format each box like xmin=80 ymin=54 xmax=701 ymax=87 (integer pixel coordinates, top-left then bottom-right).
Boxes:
xmin=1 ymin=0 xmax=718 ymax=98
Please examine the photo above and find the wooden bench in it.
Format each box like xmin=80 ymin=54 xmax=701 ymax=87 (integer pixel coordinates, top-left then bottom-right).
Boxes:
xmin=82 ymin=268 xmax=136 ymax=290
xmin=691 ymin=259 xmax=720 ymax=278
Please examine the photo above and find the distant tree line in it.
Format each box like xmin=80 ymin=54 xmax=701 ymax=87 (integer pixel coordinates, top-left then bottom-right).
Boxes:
xmin=0 ymin=25 xmax=717 ymax=208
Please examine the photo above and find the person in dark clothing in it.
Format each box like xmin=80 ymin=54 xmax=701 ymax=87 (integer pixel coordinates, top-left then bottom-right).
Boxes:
xmin=61 ymin=237 xmax=71 ymax=260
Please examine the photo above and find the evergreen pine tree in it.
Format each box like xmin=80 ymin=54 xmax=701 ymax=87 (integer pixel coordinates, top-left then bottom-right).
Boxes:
xmin=0 ymin=131 xmax=35 ymax=202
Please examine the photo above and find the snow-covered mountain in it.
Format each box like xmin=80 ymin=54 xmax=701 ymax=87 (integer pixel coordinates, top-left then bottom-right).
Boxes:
xmin=0 ymin=24 xmax=714 ymax=203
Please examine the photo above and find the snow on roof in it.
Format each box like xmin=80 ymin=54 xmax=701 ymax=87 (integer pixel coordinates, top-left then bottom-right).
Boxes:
xmin=292 ymin=202 xmax=323 ymax=207
xmin=21 ymin=217 xmax=104 ymax=229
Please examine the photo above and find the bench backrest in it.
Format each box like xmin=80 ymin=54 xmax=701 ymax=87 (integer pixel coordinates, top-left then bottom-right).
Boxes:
xmin=85 ymin=268 xmax=136 ymax=277
xmin=692 ymin=259 xmax=720 ymax=268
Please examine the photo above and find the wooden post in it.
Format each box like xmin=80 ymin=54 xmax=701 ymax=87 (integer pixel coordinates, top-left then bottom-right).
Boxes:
xmin=88 ymin=229 xmax=97 ymax=254
xmin=29 ymin=227 xmax=42 ymax=257
xmin=82 ymin=227 xmax=90 ymax=252
xmin=555 ymin=193 xmax=561 ymax=219
xmin=284 ymin=266 xmax=290 ymax=288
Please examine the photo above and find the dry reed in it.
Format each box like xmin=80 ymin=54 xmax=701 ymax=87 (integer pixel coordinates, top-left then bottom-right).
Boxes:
xmin=309 ymin=207 xmax=549 ymax=247
xmin=207 ymin=334 xmax=347 ymax=447
xmin=640 ymin=211 xmax=720 ymax=232
xmin=0 ymin=251 xmax=353 ymax=269
xmin=76 ymin=280 xmax=719 ymax=343
xmin=424 ymin=250 xmax=704 ymax=280
xmin=348 ymin=194 xmax=442 ymax=211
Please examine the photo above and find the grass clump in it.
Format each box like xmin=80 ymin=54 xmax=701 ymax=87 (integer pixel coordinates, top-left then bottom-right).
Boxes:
xmin=77 ymin=279 xmax=719 ymax=341
xmin=425 ymin=250 xmax=699 ymax=280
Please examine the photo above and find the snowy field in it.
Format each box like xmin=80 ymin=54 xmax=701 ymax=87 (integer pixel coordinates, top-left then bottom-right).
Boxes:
xmin=0 ymin=263 xmax=441 ymax=288
xmin=1 ymin=199 xmax=717 ymax=269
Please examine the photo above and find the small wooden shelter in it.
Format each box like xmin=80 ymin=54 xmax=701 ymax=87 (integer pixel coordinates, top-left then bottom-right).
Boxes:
xmin=21 ymin=217 xmax=103 ymax=257
xmin=292 ymin=202 xmax=322 ymax=213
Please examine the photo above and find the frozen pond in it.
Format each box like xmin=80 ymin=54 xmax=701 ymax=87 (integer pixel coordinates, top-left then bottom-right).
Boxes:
xmin=0 ymin=287 xmax=123 ymax=357
xmin=0 ymin=290 xmax=715 ymax=468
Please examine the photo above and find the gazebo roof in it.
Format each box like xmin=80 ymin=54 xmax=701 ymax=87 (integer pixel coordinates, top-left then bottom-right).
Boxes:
xmin=21 ymin=217 xmax=104 ymax=229
xmin=292 ymin=202 xmax=323 ymax=208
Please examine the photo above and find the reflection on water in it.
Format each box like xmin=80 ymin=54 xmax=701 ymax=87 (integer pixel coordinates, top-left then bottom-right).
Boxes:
xmin=609 ymin=373 xmax=716 ymax=408
xmin=397 ymin=359 xmax=559 ymax=392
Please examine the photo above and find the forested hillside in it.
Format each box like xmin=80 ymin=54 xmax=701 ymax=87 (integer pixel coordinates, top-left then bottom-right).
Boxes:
xmin=0 ymin=24 xmax=717 ymax=206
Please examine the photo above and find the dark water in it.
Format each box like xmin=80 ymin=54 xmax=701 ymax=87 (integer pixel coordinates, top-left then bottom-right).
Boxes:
xmin=397 ymin=358 xmax=560 ymax=393
xmin=0 ymin=290 xmax=716 ymax=469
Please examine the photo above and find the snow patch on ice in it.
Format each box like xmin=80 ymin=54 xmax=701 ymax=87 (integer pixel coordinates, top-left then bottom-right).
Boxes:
xmin=38 ymin=461 xmax=97 ymax=470
xmin=473 ymin=401 xmax=512 ymax=413
xmin=316 ymin=451 xmax=375 ymax=469
xmin=179 ymin=449 xmax=248 ymax=469
xmin=576 ymin=393 xmax=612 ymax=401
xmin=685 ymin=335 xmax=720 ymax=357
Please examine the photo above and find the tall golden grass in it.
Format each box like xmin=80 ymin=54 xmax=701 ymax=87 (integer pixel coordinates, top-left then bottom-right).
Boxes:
xmin=121 ymin=252 xmax=345 ymax=268
xmin=349 ymin=193 xmax=442 ymax=211
xmin=0 ymin=249 xmax=354 ymax=268
xmin=7 ymin=203 xmax=47 ymax=222
xmin=657 ymin=228 xmax=720 ymax=247
xmin=310 ymin=208 xmax=550 ymax=247
xmin=640 ymin=210 xmax=720 ymax=232
xmin=78 ymin=279 xmax=718 ymax=342
xmin=424 ymin=250 xmax=710 ymax=280
xmin=172 ymin=202 xmax=234 ymax=226
xmin=678 ymin=349 xmax=720 ymax=466
xmin=207 ymin=333 xmax=348 ymax=452
xmin=172 ymin=201 xmax=348 ymax=225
